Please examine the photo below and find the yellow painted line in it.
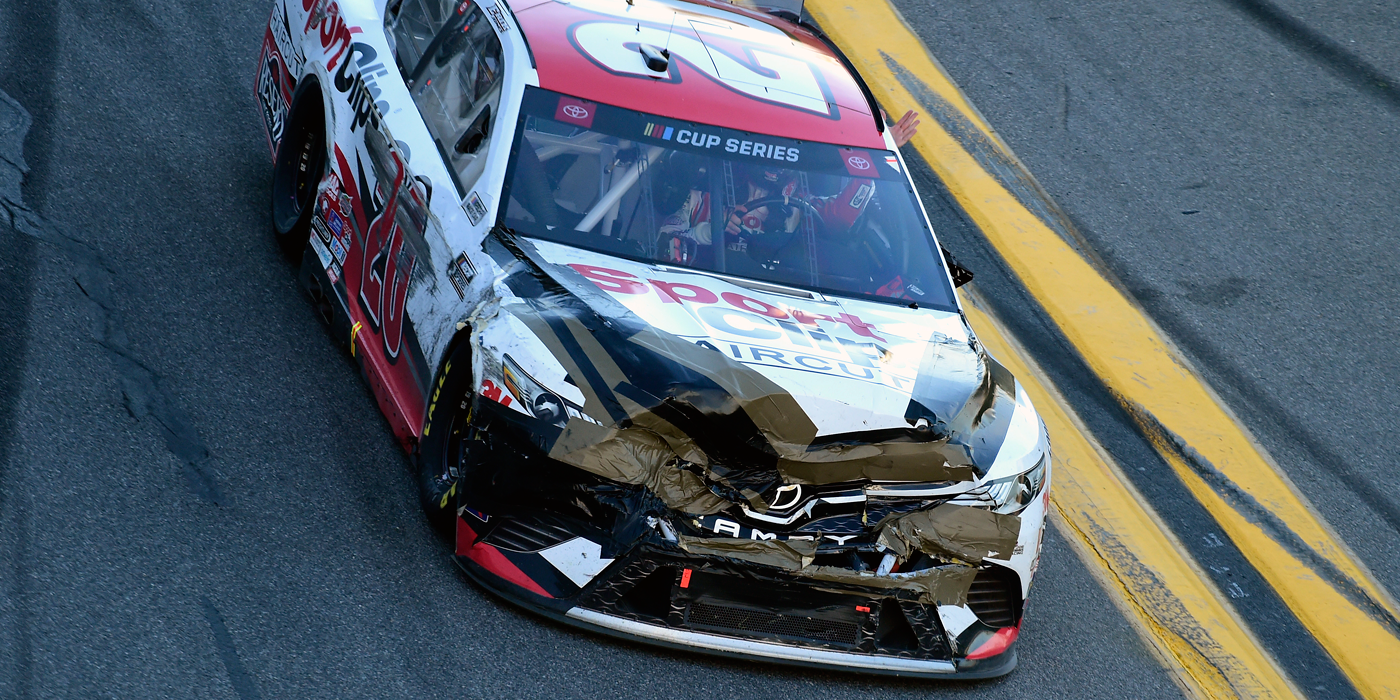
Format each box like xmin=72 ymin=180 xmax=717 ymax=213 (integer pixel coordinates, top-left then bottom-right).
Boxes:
xmin=805 ymin=1 xmax=1400 ymax=696
xmin=962 ymin=289 xmax=1297 ymax=700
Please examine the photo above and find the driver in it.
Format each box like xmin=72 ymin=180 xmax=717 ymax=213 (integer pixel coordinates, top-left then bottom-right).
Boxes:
xmin=657 ymin=166 xmax=916 ymax=298
xmin=658 ymin=165 xmax=803 ymax=266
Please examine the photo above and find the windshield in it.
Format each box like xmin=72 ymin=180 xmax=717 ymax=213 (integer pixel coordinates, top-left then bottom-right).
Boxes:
xmin=499 ymin=87 xmax=957 ymax=310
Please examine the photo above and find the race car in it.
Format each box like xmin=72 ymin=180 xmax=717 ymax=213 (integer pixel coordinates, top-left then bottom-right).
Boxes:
xmin=256 ymin=0 xmax=1050 ymax=678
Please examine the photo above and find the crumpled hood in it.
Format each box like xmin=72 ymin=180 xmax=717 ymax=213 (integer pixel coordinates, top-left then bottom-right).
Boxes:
xmin=485 ymin=232 xmax=1017 ymax=504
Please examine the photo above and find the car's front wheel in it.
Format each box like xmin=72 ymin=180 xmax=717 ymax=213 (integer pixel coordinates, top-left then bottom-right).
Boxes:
xmin=416 ymin=342 xmax=477 ymax=535
xmin=270 ymin=81 xmax=326 ymax=258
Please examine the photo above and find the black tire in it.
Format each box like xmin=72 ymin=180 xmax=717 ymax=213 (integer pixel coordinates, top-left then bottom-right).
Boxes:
xmin=416 ymin=341 xmax=477 ymax=535
xmin=270 ymin=81 xmax=327 ymax=259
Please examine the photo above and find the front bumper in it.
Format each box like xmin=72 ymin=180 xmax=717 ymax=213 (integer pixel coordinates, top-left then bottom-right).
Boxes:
xmin=454 ymin=535 xmax=1023 ymax=679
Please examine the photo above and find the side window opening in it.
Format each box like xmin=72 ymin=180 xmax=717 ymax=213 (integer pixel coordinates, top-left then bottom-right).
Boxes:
xmin=384 ymin=0 xmax=461 ymax=79
xmin=386 ymin=0 xmax=505 ymax=201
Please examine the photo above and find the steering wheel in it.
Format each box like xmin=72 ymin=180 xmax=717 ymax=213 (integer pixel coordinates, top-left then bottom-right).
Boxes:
xmin=735 ymin=196 xmax=826 ymax=257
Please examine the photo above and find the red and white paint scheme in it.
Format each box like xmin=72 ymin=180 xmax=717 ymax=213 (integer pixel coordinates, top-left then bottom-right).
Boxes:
xmin=255 ymin=0 xmax=1048 ymax=678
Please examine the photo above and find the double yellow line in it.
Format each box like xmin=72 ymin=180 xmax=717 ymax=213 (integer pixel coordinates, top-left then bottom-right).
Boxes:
xmin=805 ymin=0 xmax=1400 ymax=697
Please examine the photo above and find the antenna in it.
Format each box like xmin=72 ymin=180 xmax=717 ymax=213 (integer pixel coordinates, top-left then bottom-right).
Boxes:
xmin=664 ymin=11 xmax=676 ymax=53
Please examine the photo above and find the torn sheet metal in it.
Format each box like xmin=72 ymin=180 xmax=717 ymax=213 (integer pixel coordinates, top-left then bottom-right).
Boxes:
xmin=804 ymin=564 xmax=979 ymax=607
xmin=484 ymin=231 xmax=1013 ymax=500
xmin=674 ymin=536 xmax=979 ymax=607
xmin=678 ymin=535 xmax=819 ymax=570
xmin=877 ymin=504 xmax=1022 ymax=565
xmin=549 ymin=420 xmax=728 ymax=515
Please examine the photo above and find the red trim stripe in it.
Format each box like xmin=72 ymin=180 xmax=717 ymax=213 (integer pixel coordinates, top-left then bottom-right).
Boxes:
xmin=456 ymin=518 xmax=553 ymax=598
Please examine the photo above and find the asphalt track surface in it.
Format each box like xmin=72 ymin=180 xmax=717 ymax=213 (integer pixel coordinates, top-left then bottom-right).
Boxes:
xmin=885 ymin=0 xmax=1399 ymax=695
xmin=0 ymin=2 xmax=1393 ymax=699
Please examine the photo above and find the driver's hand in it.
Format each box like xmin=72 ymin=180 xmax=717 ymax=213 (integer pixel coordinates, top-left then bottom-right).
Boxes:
xmin=724 ymin=205 xmax=748 ymax=236
xmin=726 ymin=205 xmax=770 ymax=236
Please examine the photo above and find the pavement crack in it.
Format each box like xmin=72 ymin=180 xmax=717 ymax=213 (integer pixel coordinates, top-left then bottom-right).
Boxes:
xmin=0 ymin=91 xmax=42 ymax=239
xmin=0 ymin=88 xmax=37 ymax=700
xmin=200 ymin=597 xmax=263 ymax=700
xmin=0 ymin=88 xmax=224 ymax=507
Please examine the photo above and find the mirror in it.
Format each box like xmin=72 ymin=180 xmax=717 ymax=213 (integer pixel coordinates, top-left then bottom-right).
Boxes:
xmin=941 ymin=245 xmax=974 ymax=288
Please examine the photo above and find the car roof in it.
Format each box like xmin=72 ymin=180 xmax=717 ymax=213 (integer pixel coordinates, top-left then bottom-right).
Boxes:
xmin=510 ymin=0 xmax=886 ymax=149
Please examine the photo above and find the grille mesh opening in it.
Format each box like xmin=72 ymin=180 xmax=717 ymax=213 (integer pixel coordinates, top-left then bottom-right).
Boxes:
xmin=686 ymin=602 xmax=860 ymax=645
xmin=967 ymin=565 xmax=1021 ymax=628
xmin=483 ymin=516 xmax=575 ymax=552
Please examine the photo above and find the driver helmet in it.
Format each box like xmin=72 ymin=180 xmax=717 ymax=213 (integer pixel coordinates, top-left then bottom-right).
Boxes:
xmin=737 ymin=164 xmax=797 ymax=199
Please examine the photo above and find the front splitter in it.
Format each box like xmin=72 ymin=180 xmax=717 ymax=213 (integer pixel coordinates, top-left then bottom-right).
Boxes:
xmin=453 ymin=552 xmax=1019 ymax=680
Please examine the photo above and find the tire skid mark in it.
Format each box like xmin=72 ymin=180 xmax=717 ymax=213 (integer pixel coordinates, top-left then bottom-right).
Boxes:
xmin=1131 ymin=405 xmax=1400 ymax=638
xmin=880 ymin=52 xmax=1096 ymax=261
xmin=1131 ymin=293 xmax=1400 ymax=541
xmin=201 ymin=597 xmax=263 ymax=700
xmin=960 ymin=291 xmax=1301 ymax=699
xmin=889 ymin=38 xmax=1395 ymax=549
xmin=888 ymin=14 xmax=1400 ymax=541
xmin=881 ymin=21 xmax=1400 ymax=646
xmin=1218 ymin=0 xmax=1400 ymax=114
xmin=1054 ymin=513 xmax=1239 ymax=696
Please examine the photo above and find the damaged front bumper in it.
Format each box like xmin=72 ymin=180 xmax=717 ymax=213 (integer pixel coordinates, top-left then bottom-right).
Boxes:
xmin=450 ymin=458 xmax=1049 ymax=679
xmin=450 ymin=249 xmax=1053 ymax=676
xmin=454 ymin=531 xmax=1030 ymax=678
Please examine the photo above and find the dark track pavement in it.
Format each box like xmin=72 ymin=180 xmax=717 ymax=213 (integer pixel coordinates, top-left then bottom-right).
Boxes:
xmin=888 ymin=0 xmax=1400 ymax=610
xmin=886 ymin=0 xmax=1400 ymax=694
xmin=0 ymin=0 xmax=1392 ymax=697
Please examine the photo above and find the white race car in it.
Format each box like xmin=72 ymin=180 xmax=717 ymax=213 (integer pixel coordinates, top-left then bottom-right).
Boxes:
xmin=256 ymin=0 xmax=1050 ymax=678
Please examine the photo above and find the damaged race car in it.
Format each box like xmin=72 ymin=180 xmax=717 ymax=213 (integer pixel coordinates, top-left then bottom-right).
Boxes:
xmin=256 ymin=0 xmax=1050 ymax=678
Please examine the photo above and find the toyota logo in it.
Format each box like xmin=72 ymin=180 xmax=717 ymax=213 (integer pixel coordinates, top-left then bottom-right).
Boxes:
xmin=847 ymin=156 xmax=871 ymax=170
xmin=768 ymin=484 xmax=803 ymax=511
xmin=563 ymin=104 xmax=589 ymax=119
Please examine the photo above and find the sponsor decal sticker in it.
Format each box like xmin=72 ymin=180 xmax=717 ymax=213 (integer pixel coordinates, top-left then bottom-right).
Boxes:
xmin=447 ymin=251 xmax=477 ymax=299
xmin=269 ymin=1 xmax=304 ymax=76
xmin=256 ymin=42 xmax=290 ymax=151
xmin=481 ymin=0 xmax=510 ymax=34
xmin=848 ymin=182 xmax=873 ymax=210
xmin=310 ymin=230 xmax=334 ymax=268
xmin=725 ymin=137 xmax=799 ymax=162
xmin=313 ymin=215 xmax=334 ymax=243
xmin=555 ymin=97 xmax=596 ymax=128
xmin=839 ymin=148 xmax=875 ymax=176
xmin=642 ymin=122 xmax=675 ymax=141
xmin=326 ymin=207 xmax=345 ymax=237
xmin=480 ymin=378 xmax=514 ymax=408
xmin=464 ymin=190 xmax=488 ymax=225
xmin=329 ymin=235 xmax=347 ymax=264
